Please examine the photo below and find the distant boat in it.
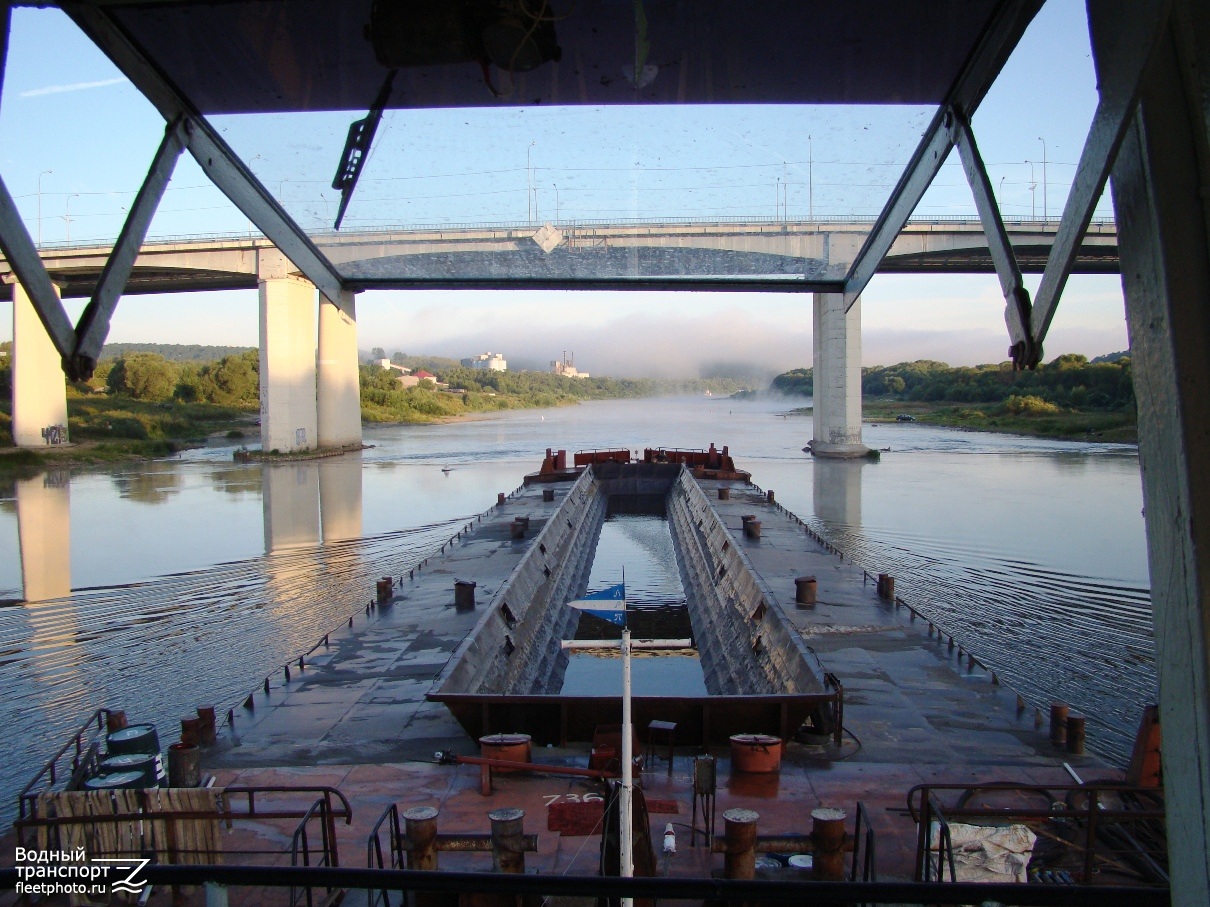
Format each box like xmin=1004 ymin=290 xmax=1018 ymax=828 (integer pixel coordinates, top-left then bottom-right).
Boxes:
xmin=704 ymin=390 xmax=713 ymax=397
xmin=441 ymin=466 xmax=453 ymax=474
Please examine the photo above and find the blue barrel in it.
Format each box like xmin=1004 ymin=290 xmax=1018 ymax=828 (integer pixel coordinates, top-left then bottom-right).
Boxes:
xmin=83 ymin=770 xmax=145 ymax=791
xmin=99 ymin=753 xmax=160 ymax=788
xmin=107 ymin=724 xmax=160 ymax=756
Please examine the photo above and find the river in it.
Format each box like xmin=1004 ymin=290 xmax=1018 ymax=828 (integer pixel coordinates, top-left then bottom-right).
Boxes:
xmin=0 ymin=396 xmax=1152 ymax=823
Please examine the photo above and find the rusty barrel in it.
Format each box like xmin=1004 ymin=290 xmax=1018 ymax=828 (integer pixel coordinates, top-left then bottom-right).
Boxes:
xmin=479 ymin=733 xmax=532 ymax=772
xmin=811 ymin=807 xmax=848 ymax=881
xmin=718 ymin=487 xmax=731 ymax=500
xmin=795 ymin=575 xmax=818 ymax=607
xmin=729 ymin=734 xmax=782 ymax=773
xmin=377 ymin=576 xmax=394 ymax=602
xmin=497 ymin=492 xmax=506 ymax=506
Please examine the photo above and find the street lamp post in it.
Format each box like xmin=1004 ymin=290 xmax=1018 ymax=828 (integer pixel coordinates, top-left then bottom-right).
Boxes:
xmin=1025 ymin=160 xmax=1036 ymax=219
xmin=808 ymin=135 xmax=814 ymax=220
xmin=999 ymin=176 xmax=1006 ymax=211
xmin=1038 ymin=137 xmax=1048 ymax=219
xmin=527 ymin=142 xmax=536 ymax=222
xmin=553 ymin=184 xmax=560 ymax=222
xmin=37 ymin=169 xmax=52 ymax=246
xmin=63 ymin=193 xmax=79 ymax=242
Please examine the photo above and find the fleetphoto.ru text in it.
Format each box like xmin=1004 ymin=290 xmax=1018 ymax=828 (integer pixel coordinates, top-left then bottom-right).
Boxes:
xmin=15 ymin=848 xmax=148 ymax=898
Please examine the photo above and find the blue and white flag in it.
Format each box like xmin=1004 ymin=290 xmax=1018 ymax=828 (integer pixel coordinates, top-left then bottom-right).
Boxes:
xmin=567 ymin=583 xmax=627 ymax=626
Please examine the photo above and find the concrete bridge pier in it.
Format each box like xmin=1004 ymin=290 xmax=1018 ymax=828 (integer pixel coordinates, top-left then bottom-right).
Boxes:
xmin=317 ymin=290 xmax=362 ymax=449
xmin=8 ymin=279 xmax=69 ymax=449
xmin=258 ymin=250 xmax=318 ymax=453
xmin=810 ymin=292 xmax=871 ymax=458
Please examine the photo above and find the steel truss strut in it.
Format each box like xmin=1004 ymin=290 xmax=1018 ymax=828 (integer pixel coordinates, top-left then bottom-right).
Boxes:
xmin=952 ymin=110 xmax=1037 ymax=369
xmin=63 ymin=1 xmax=346 ymax=306
xmin=70 ymin=117 xmax=187 ymax=380
xmin=1026 ymin=0 xmax=1171 ymax=363
xmin=843 ymin=0 xmax=1044 ymax=311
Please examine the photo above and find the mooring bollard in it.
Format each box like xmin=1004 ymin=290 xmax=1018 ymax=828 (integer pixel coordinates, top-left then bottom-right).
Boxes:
xmin=488 ymin=807 xmax=528 ymax=874
xmin=745 ymin=519 xmax=762 ymax=540
xmin=497 ymin=492 xmax=506 ymax=506
xmin=766 ymin=490 xmax=775 ymax=503
xmin=168 ymin=742 xmax=200 ymax=788
xmin=722 ymin=808 xmax=760 ymax=880
xmin=542 ymin=487 xmax=555 ymax=502
xmin=403 ymin=806 xmax=440 ymax=870
xmin=509 ymin=519 xmax=526 ymax=540
xmin=455 ymin=580 xmax=477 ymax=611
xmin=107 ymin=710 xmax=129 ymax=734
xmin=196 ymin=706 xmax=217 ymax=746
xmin=376 ymin=576 xmax=394 ymax=602
xmin=811 ymin=807 xmax=848 ymax=881
xmin=718 ymin=486 xmax=731 ymax=500
xmin=795 ymin=575 xmax=818 ymax=608
xmin=180 ymin=717 xmax=202 ymax=748
xmin=1066 ymin=714 xmax=1086 ymax=755
xmin=877 ymin=574 xmax=895 ymax=600
xmin=1050 ymin=703 xmax=1070 ymax=746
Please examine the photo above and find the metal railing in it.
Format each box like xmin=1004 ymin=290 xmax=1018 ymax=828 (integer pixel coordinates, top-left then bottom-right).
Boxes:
xmin=850 ymin=800 xmax=878 ymax=888
xmin=30 ymin=214 xmax=1116 ymax=252
xmin=908 ymin=782 xmax=1167 ymax=888
xmin=366 ymin=803 xmax=407 ymax=907
xmin=290 ymin=796 xmax=340 ymax=907
xmin=17 ymin=708 xmax=110 ymax=822
xmin=15 ymin=785 xmax=352 ymax=866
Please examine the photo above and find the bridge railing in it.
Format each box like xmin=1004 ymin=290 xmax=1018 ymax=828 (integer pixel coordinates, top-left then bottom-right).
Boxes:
xmin=29 ymin=215 xmax=1115 ymax=252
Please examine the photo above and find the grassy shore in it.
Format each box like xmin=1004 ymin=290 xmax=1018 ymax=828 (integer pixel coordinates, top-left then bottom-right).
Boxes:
xmin=864 ymin=399 xmax=1137 ymax=443
xmin=0 ymin=396 xmax=256 ymax=475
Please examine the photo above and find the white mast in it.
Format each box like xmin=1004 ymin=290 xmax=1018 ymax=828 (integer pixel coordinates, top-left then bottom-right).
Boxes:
xmin=620 ymin=627 xmax=634 ymax=907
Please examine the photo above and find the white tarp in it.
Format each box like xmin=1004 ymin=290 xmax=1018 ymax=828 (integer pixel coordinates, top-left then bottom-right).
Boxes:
xmin=929 ymin=822 xmax=1037 ymax=883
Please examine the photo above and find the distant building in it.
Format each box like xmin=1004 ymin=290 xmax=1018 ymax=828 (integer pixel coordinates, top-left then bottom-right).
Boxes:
xmin=552 ymin=352 xmax=589 ymax=379
xmin=413 ymin=370 xmax=439 ymax=383
xmin=461 ymin=352 xmax=507 ymax=371
xmin=379 ymin=358 xmax=411 ymax=374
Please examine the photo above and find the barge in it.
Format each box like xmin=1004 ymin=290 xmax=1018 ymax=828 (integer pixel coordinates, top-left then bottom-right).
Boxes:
xmin=8 ymin=449 xmax=1169 ymax=904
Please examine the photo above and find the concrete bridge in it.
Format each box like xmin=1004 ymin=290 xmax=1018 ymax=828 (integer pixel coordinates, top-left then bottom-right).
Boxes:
xmin=3 ymin=217 xmax=1117 ymax=459
xmin=5 ymin=217 xmax=1118 ymax=298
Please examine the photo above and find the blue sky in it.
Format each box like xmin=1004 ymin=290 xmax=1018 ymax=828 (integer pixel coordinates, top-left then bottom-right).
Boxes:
xmin=0 ymin=1 xmax=1129 ymax=376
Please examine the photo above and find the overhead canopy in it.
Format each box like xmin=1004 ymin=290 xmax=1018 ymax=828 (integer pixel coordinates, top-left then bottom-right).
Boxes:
xmin=106 ymin=0 xmax=1001 ymax=114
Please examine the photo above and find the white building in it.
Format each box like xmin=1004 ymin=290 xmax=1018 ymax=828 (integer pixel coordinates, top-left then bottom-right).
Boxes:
xmin=461 ymin=352 xmax=507 ymax=371
xmin=552 ymin=352 xmax=589 ymax=379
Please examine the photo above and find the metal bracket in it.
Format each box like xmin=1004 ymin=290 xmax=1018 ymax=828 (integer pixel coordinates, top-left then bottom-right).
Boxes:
xmin=842 ymin=0 xmax=1044 ymax=310
xmin=951 ymin=109 xmax=1039 ymax=369
xmin=332 ymin=70 xmax=397 ymax=230
xmin=69 ymin=117 xmax=187 ymax=381
xmin=63 ymin=2 xmax=347 ymax=308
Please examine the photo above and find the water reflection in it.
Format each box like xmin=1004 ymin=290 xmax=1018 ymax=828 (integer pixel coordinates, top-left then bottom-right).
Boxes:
xmin=263 ymin=463 xmax=321 ymax=552
xmin=17 ymin=471 xmax=71 ymax=602
xmin=319 ymin=454 xmax=364 ymax=543
xmin=812 ymin=457 xmax=865 ymax=529
xmin=112 ymin=465 xmax=182 ymax=504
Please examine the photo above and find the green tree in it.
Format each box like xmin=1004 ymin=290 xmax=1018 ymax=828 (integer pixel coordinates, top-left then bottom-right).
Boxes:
xmin=107 ymin=353 xmax=179 ymax=402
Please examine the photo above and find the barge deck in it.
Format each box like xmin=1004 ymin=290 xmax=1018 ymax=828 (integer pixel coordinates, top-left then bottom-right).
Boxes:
xmin=184 ymin=460 xmax=1121 ymax=883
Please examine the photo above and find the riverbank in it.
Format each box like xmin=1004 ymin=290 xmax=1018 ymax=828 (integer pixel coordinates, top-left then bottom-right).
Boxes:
xmin=864 ymin=399 xmax=1137 ymax=443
